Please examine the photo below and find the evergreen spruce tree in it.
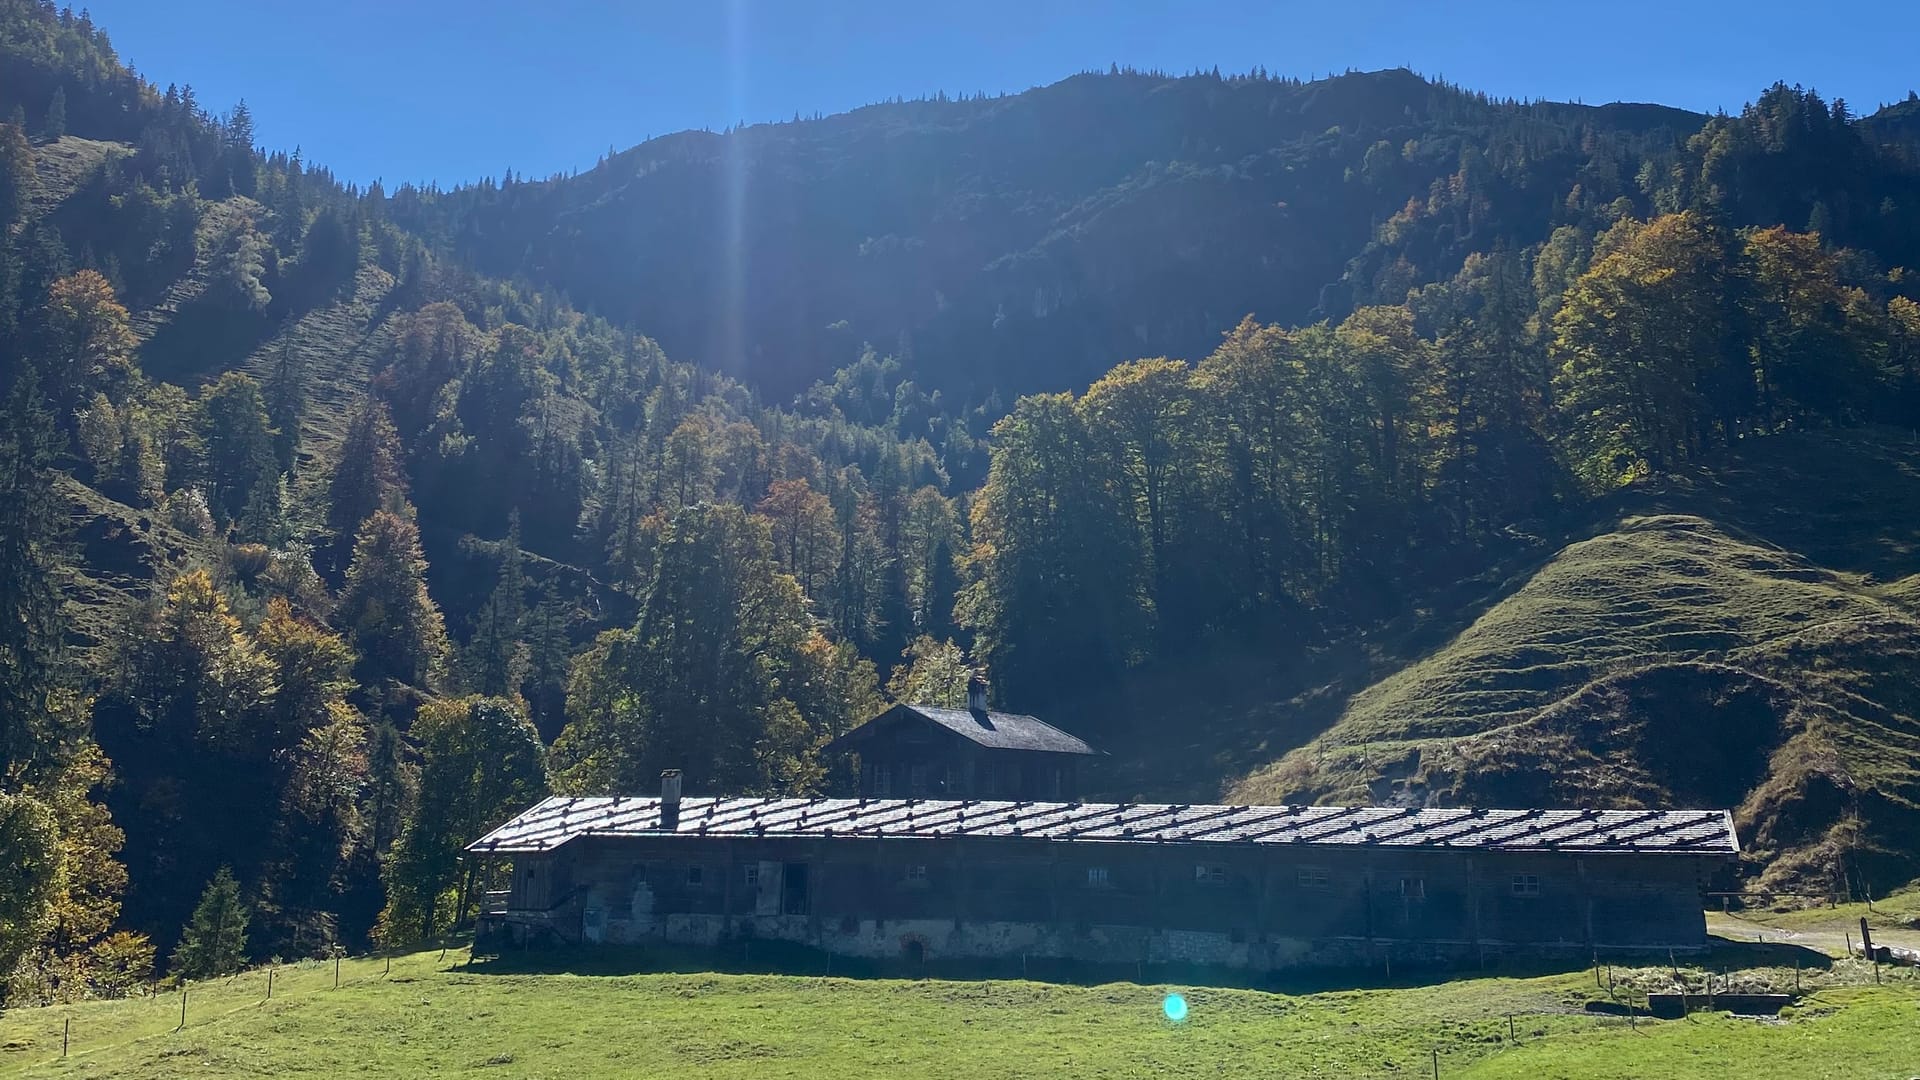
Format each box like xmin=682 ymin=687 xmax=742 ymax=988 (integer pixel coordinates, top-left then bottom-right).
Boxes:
xmin=224 ymin=99 xmax=256 ymax=197
xmin=0 ymin=119 xmax=34 ymax=232
xmin=0 ymin=369 xmax=69 ymax=777
xmin=520 ymin=579 xmax=573 ymax=740
xmin=262 ymin=342 xmax=305 ymax=473
xmin=327 ymin=398 xmax=406 ymax=546
xmin=170 ymin=866 xmax=249 ymax=979
xmin=460 ymin=512 xmax=527 ymax=697
xmin=192 ymin=372 xmax=276 ymax=528
xmin=43 ymin=87 xmax=65 ymax=138
xmin=362 ymin=721 xmax=415 ymax=856
xmin=236 ymin=459 xmax=290 ymax=546
xmin=337 ymin=506 xmax=449 ymax=688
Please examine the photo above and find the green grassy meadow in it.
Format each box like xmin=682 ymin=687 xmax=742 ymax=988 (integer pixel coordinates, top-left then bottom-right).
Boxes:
xmin=3 ymin=944 xmax=1915 ymax=1079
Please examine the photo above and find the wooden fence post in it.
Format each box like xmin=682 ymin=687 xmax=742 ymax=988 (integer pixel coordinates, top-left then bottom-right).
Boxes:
xmin=62 ymin=1017 xmax=69 ymax=1057
xmin=176 ymin=988 xmax=186 ymax=1032
xmin=1859 ymin=917 xmax=1881 ymax=983
xmin=334 ymin=955 xmax=341 ymax=989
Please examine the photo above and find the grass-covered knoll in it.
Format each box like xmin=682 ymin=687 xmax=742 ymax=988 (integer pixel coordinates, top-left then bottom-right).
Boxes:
xmin=0 ymin=946 xmax=1913 ymax=1079
xmin=56 ymin=476 xmax=201 ymax=659
xmin=1233 ymin=429 xmax=1920 ymax=895
xmin=25 ymin=135 xmax=126 ymax=215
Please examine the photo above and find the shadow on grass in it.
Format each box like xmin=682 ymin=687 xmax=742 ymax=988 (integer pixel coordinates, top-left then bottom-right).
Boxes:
xmin=461 ymin=937 xmax=1628 ymax=995
xmin=1705 ymin=934 xmax=1837 ymax=971
xmin=140 ymin=295 xmax=275 ymax=386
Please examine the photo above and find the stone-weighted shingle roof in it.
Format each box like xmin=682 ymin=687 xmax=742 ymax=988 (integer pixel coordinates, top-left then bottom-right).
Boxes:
xmin=468 ymin=796 xmax=1740 ymax=857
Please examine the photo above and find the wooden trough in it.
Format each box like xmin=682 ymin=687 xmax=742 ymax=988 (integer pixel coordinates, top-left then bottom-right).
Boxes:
xmin=1647 ymin=992 xmax=1793 ymax=1018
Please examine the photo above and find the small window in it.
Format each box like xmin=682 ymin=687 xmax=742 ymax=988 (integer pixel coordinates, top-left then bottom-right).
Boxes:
xmin=1086 ymin=866 xmax=1110 ymax=887
xmin=743 ymin=864 xmax=760 ymax=887
xmin=909 ymin=763 xmax=930 ymax=794
xmin=1297 ymin=866 xmax=1331 ymax=889
xmin=904 ymin=864 xmax=928 ymax=884
xmin=1512 ymin=873 xmax=1541 ymax=898
xmin=1194 ymin=864 xmax=1229 ymax=886
xmin=686 ymin=865 xmax=705 ymax=886
xmin=872 ymin=763 xmax=892 ymax=797
xmin=1400 ymin=876 xmax=1425 ymax=901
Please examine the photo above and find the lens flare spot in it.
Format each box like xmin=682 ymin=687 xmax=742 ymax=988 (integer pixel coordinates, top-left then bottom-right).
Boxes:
xmin=1162 ymin=993 xmax=1189 ymax=1022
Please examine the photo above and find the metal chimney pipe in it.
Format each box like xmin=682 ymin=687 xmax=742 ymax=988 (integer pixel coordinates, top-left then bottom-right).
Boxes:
xmin=660 ymin=769 xmax=683 ymax=830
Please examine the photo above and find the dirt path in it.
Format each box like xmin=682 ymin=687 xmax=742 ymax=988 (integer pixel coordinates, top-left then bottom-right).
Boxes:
xmin=1708 ymin=911 xmax=1920 ymax=958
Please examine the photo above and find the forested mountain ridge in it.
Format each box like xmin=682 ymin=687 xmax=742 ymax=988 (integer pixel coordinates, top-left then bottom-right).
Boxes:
xmin=5 ymin=0 xmax=1920 ymax=1008
xmin=390 ymin=66 xmax=1920 ymax=409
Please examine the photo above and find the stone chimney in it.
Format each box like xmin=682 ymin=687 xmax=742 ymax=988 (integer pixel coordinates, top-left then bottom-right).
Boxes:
xmin=660 ymin=769 xmax=683 ymax=830
xmin=967 ymin=673 xmax=989 ymax=714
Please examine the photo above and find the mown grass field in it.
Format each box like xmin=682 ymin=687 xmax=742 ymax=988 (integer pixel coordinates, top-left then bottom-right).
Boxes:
xmin=3 ymin=944 xmax=1915 ymax=1079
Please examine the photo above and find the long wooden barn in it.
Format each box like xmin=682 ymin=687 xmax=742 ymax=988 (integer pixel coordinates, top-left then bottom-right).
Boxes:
xmin=467 ymin=774 xmax=1739 ymax=972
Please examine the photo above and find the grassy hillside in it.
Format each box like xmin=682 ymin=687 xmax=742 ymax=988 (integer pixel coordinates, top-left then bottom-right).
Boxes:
xmin=57 ymin=476 xmax=200 ymax=660
xmin=25 ymin=135 xmax=124 ymax=216
xmin=1231 ymin=429 xmax=1920 ymax=895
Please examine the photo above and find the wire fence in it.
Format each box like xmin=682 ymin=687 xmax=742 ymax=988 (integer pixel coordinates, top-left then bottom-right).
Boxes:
xmin=6 ymin=944 xmax=465 ymax=1072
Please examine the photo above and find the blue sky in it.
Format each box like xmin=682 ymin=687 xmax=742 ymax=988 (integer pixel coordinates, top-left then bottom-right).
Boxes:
xmin=85 ymin=0 xmax=1920 ymax=188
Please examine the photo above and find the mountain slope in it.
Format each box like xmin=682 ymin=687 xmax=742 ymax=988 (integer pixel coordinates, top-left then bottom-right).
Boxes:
xmin=1228 ymin=429 xmax=1920 ymax=893
xmin=392 ymin=69 xmax=1716 ymax=402
xmin=392 ymin=69 xmax=1920 ymax=413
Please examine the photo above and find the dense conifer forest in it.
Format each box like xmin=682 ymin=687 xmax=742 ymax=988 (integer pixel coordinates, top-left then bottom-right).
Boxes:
xmin=3 ymin=0 xmax=1920 ymax=1004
